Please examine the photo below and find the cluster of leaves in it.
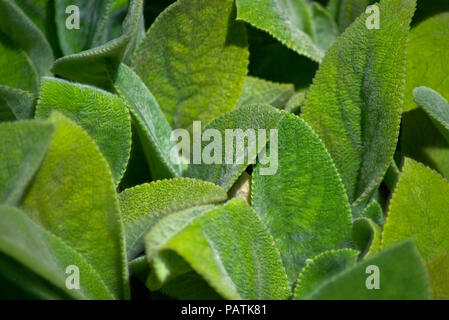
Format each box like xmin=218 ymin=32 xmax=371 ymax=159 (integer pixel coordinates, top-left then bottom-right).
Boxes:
xmin=1 ymin=0 xmax=449 ymax=300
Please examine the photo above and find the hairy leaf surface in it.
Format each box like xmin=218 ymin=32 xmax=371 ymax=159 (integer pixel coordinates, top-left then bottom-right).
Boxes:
xmin=252 ymin=113 xmax=352 ymax=283
xmin=383 ymin=158 xmax=449 ymax=299
xmin=132 ymin=0 xmax=249 ymax=128
xmin=36 ymin=77 xmax=132 ymax=184
xmin=21 ymin=113 xmax=129 ymax=299
xmin=302 ymin=0 xmax=415 ymax=205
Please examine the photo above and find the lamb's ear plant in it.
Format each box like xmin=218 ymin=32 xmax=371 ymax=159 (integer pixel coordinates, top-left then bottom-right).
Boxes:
xmin=1 ymin=0 xmax=449 ymax=301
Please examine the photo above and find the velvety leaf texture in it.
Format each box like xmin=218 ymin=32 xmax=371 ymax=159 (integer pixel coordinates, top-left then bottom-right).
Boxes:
xmin=113 ymin=63 xmax=182 ymax=179
xmin=236 ymin=0 xmax=337 ymax=63
xmin=352 ymin=217 xmax=381 ymax=258
xmin=36 ymin=77 xmax=132 ymax=184
xmin=0 ymin=0 xmax=53 ymax=78
xmin=187 ymin=104 xmax=285 ymax=191
xmin=383 ymin=158 xmax=449 ymax=299
xmin=404 ymin=13 xmax=449 ymax=111
xmin=307 ymin=241 xmax=430 ymax=299
xmin=119 ymin=178 xmax=227 ymax=259
xmin=302 ymin=0 xmax=415 ymax=206
xmin=0 ymin=205 xmax=114 ymax=300
xmin=237 ymin=76 xmax=295 ymax=109
xmin=132 ymin=0 xmax=249 ymax=129
xmin=21 ymin=112 xmax=129 ymax=299
xmin=52 ymin=0 xmax=144 ymax=90
xmin=252 ymin=112 xmax=352 ymax=283
xmin=0 ymin=120 xmax=54 ymax=206
xmin=145 ymin=199 xmax=291 ymax=299
xmin=0 ymin=86 xmax=35 ymax=121
xmin=294 ymin=249 xmax=359 ymax=299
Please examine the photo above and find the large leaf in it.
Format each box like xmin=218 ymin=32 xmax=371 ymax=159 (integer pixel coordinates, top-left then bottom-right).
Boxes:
xmin=119 ymin=178 xmax=227 ymax=260
xmin=404 ymin=13 xmax=449 ymax=112
xmin=252 ymin=112 xmax=352 ymax=283
xmin=237 ymin=76 xmax=295 ymax=109
xmin=0 ymin=205 xmax=114 ymax=300
xmin=306 ymin=241 xmax=430 ymax=299
xmin=294 ymin=249 xmax=358 ymax=299
xmin=0 ymin=0 xmax=53 ymax=78
xmin=302 ymin=0 xmax=415 ymax=205
xmin=0 ymin=86 xmax=35 ymax=121
xmin=236 ymin=0 xmax=337 ymax=63
xmin=112 ymin=63 xmax=181 ymax=179
xmin=414 ymin=87 xmax=449 ymax=144
xmin=0 ymin=120 xmax=54 ymax=206
xmin=187 ymin=104 xmax=285 ymax=191
xmin=52 ymin=0 xmax=144 ymax=90
xmin=132 ymin=0 xmax=249 ymax=129
xmin=382 ymin=158 xmax=449 ymax=299
xmin=144 ymin=199 xmax=291 ymax=299
xmin=35 ymin=77 xmax=132 ymax=184
xmin=21 ymin=113 xmax=129 ymax=299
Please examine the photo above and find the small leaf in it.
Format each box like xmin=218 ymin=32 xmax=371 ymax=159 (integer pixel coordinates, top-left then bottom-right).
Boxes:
xmin=112 ymin=63 xmax=181 ymax=179
xmin=294 ymin=249 xmax=358 ymax=299
xmin=187 ymin=104 xmax=285 ymax=191
xmin=414 ymin=87 xmax=449 ymax=144
xmin=237 ymin=76 xmax=294 ymax=109
xmin=306 ymin=240 xmax=430 ymax=299
xmin=236 ymin=0 xmax=337 ymax=63
xmin=144 ymin=199 xmax=291 ymax=299
xmin=0 ymin=205 xmax=114 ymax=300
xmin=118 ymin=178 xmax=227 ymax=260
xmin=52 ymin=0 xmax=144 ymax=90
xmin=0 ymin=120 xmax=54 ymax=206
xmin=35 ymin=77 xmax=132 ymax=184
xmin=334 ymin=0 xmax=370 ymax=33
xmin=360 ymin=200 xmax=384 ymax=225
xmin=0 ymin=86 xmax=35 ymax=121
xmin=0 ymin=0 xmax=54 ymax=77
xmin=132 ymin=0 xmax=249 ymax=129
xmin=352 ymin=217 xmax=381 ymax=258
xmin=302 ymin=0 xmax=415 ymax=205
xmin=404 ymin=13 xmax=449 ymax=111
xmin=252 ymin=112 xmax=352 ymax=283
xmin=383 ymin=158 xmax=449 ymax=299
xmin=21 ymin=112 xmax=129 ymax=299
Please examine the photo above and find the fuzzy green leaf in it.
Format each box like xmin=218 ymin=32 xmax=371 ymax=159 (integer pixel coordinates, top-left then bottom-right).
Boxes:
xmin=236 ymin=0 xmax=337 ymax=63
xmin=294 ymin=249 xmax=358 ymax=299
xmin=187 ymin=104 xmax=285 ymax=191
xmin=21 ymin=113 xmax=129 ymax=299
xmin=404 ymin=13 xmax=449 ymax=112
xmin=118 ymin=178 xmax=227 ymax=260
xmin=383 ymin=158 xmax=449 ymax=299
xmin=0 ymin=86 xmax=35 ymax=121
xmin=237 ymin=76 xmax=295 ymax=109
xmin=302 ymin=0 xmax=415 ymax=205
xmin=414 ymin=87 xmax=449 ymax=144
xmin=0 ymin=120 xmax=54 ymax=206
xmin=112 ymin=63 xmax=181 ymax=179
xmin=145 ymin=199 xmax=291 ymax=299
xmin=132 ymin=0 xmax=249 ymax=129
xmin=52 ymin=0 xmax=144 ymax=90
xmin=307 ymin=240 xmax=430 ymax=299
xmin=360 ymin=200 xmax=384 ymax=225
xmin=0 ymin=0 xmax=53 ymax=78
xmin=0 ymin=205 xmax=114 ymax=300
xmin=252 ymin=112 xmax=352 ymax=283
xmin=35 ymin=77 xmax=132 ymax=184
xmin=352 ymin=217 xmax=381 ymax=258
xmin=331 ymin=0 xmax=370 ymax=33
